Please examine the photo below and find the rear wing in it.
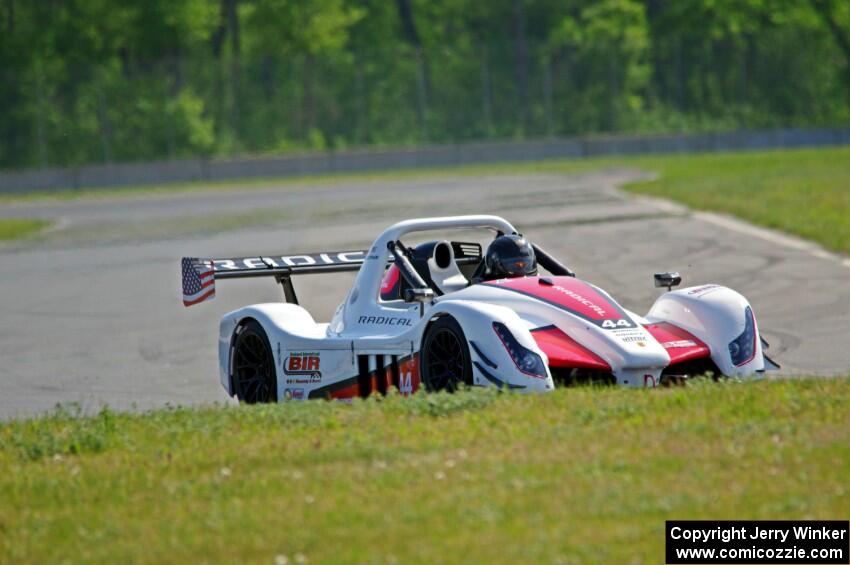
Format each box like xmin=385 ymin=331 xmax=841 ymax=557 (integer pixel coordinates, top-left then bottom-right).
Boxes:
xmin=182 ymin=242 xmax=482 ymax=307
xmin=182 ymin=250 xmax=367 ymax=307
xmin=209 ymin=250 xmax=368 ymax=279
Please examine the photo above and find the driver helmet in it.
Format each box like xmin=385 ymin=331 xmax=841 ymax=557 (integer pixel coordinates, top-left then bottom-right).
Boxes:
xmin=485 ymin=234 xmax=537 ymax=279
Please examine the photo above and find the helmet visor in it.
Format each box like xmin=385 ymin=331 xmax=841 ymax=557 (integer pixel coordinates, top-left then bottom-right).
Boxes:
xmin=499 ymin=255 xmax=536 ymax=277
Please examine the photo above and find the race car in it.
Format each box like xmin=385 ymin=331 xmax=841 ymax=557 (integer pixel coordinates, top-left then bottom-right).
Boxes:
xmin=182 ymin=215 xmax=779 ymax=403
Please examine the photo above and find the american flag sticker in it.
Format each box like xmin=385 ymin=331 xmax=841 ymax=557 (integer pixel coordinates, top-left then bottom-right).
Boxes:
xmin=182 ymin=257 xmax=215 ymax=307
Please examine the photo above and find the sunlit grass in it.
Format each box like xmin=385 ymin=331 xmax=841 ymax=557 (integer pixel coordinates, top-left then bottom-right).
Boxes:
xmin=1 ymin=377 xmax=848 ymax=563
xmin=618 ymin=147 xmax=850 ymax=254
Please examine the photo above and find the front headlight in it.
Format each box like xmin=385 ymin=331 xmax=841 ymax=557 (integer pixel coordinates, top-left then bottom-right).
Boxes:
xmin=728 ymin=306 xmax=756 ymax=366
xmin=492 ymin=322 xmax=547 ymax=378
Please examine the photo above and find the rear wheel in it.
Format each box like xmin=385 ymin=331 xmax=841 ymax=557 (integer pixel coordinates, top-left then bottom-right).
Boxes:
xmin=232 ymin=320 xmax=277 ymax=404
xmin=420 ymin=316 xmax=473 ymax=392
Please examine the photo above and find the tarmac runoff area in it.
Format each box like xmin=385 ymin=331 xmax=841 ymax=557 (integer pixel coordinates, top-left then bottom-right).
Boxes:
xmin=1 ymin=170 xmax=849 ymax=419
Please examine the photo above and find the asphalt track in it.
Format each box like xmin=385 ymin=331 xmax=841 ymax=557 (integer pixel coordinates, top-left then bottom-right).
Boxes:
xmin=2 ymin=171 xmax=849 ymax=418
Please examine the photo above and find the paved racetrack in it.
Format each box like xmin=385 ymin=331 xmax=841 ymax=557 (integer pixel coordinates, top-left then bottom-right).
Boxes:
xmin=2 ymin=171 xmax=849 ymax=418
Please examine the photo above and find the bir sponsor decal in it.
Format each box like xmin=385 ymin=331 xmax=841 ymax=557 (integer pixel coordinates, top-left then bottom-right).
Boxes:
xmin=283 ymin=352 xmax=321 ymax=384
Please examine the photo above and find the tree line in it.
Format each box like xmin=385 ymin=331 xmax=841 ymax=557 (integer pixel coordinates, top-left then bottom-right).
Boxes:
xmin=1 ymin=0 xmax=848 ymax=169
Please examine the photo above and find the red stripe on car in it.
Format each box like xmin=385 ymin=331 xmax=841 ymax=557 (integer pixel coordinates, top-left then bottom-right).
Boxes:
xmin=530 ymin=326 xmax=610 ymax=371
xmin=643 ymin=322 xmax=711 ymax=365
xmin=483 ymin=276 xmax=631 ymax=327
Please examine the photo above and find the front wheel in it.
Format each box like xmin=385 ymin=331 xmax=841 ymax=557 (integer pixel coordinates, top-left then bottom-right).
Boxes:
xmin=420 ymin=316 xmax=473 ymax=392
xmin=231 ymin=320 xmax=277 ymax=404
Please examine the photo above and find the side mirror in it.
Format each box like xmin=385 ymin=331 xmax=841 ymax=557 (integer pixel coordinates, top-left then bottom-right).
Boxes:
xmin=404 ymin=287 xmax=434 ymax=303
xmin=654 ymin=272 xmax=682 ymax=292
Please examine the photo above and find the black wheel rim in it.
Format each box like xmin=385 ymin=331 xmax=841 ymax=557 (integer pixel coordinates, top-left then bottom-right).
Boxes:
xmin=425 ymin=328 xmax=465 ymax=391
xmin=234 ymin=332 xmax=274 ymax=403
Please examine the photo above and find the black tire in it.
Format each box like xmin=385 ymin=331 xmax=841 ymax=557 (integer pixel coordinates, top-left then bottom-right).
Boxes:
xmin=420 ymin=316 xmax=473 ymax=392
xmin=231 ymin=320 xmax=277 ymax=404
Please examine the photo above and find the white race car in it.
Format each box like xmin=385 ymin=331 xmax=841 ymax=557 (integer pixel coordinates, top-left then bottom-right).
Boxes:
xmin=182 ymin=215 xmax=779 ymax=403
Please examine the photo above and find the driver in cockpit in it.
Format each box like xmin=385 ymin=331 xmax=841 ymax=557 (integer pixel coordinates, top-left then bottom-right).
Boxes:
xmin=474 ymin=234 xmax=538 ymax=282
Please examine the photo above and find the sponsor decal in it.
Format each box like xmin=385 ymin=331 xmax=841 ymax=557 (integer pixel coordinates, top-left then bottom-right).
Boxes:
xmin=286 ymin=377 xmax=319 ymax=384
xmin=687 ymin=284 xmax=720 ymax=296
xmin=662 ymin=339 xmax=698 ymax=349
xmin=283 ymin=352 xmax=321 ymax=383
xmin=546 ymin=284 xmax=636 ymax=329
xmin=551 ymin=285 xmax=607 ymax=316
xmin=618 ymin=333 xmax=648 ymax=342
xmin=213 ymin=251 xmax=365 ymax=271
xmin=357 ymin=315 xmax=413 ymax=326
xmin=615 ymin=328 xmax=649 ymax=346
xmin=283 ymin=388 xmax=305 ymax=400
xmin=617 ymin=329 xmax=648 ymax=346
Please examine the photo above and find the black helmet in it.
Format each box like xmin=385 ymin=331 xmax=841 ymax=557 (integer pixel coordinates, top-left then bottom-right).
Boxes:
xmin=485 ymin=235 xmax=537 ymax=279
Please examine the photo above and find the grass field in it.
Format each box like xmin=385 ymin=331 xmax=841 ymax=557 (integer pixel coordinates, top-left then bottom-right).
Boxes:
xmin=618 ymin=147 xmax=850 ymax=255
xmin=2 ymin=378 xmax=848 ymax=563
xmin=4 ymin=145 xmax=849 ymax=253
xmin=0 ymin=218 xmax=50 ymax=241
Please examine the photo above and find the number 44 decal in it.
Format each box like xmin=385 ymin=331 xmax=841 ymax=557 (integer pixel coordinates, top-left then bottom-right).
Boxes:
xmin=601 ymin=319 xmax=633 ymax=329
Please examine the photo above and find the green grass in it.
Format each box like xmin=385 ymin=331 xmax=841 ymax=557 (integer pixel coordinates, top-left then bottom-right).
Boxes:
xmin=0 ymin=218 xmax=50 ymax=241
xmin=1 ymin=378 xmax=848 ymax=563
xmin=618 ymin=147 xmax=850 ymax=254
